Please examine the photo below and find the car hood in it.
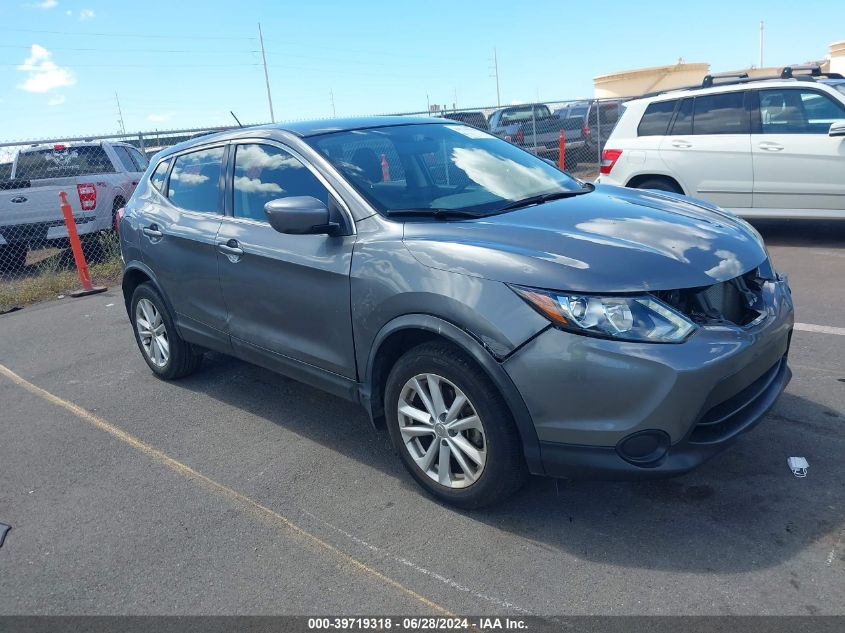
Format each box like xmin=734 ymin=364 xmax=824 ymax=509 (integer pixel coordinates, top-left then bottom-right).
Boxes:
xmin=402 ymin=184 xmax=769 ymax=292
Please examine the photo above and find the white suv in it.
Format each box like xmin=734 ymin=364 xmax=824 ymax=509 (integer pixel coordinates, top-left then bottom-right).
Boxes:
xmin=597 ymin=71 xmax=845 ymax=219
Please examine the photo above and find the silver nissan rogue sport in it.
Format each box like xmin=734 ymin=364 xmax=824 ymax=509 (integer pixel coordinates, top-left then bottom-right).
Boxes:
xmin=120 ymin=117 xmax=793 ymax=507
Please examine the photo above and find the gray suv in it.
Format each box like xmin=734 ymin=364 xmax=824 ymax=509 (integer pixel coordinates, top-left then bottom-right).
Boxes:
xmin=120 ymin=117 xmax=793 ymax=508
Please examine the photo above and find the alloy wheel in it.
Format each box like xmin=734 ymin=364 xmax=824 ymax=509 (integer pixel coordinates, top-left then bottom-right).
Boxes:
xmin=135 ymin=298 xmax=169 ymax=367
xmin=397 ymin=373 xmax=487 ymax=489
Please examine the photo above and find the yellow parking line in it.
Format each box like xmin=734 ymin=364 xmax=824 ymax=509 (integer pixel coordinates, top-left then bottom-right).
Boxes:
xmin=0 ymin=362 xmax=451 ymax=616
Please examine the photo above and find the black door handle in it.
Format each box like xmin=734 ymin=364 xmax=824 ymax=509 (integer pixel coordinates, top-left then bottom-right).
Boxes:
xmin=217 ymin=239 xmax=244 ymax=258
xmin=142 ymin=224 xmax=163 ymax=239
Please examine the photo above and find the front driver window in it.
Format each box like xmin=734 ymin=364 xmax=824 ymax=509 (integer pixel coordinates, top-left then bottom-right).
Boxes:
xmin=758 ymin=88 xmax=845 ymax=134
xmin=233 ymin=144 xmax=329 ymax=222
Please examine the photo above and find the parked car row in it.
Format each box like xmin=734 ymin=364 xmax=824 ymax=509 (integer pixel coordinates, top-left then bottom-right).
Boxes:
xmin=598 ymin=66 xmax=845 ymax=219
xmin=0 ymin=141 xmax=148 ymax=271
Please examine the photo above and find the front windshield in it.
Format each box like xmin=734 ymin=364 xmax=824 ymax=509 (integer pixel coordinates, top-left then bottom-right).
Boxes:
xmin=308 ymin=123 xmax=584 ymax=216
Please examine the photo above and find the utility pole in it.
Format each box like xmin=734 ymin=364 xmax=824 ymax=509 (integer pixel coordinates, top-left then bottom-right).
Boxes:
xmin=330 ymin=89 xmax=336 ymax=117
xmin=759 ymin=20 xmax=764 ymax=68
xmin=491 ymin=47 xmax=501 ymax=106
xmin=258 ymin=22 xmax=275 ymax=123
xmin=114 ymin=91 xmax=126 ymax=135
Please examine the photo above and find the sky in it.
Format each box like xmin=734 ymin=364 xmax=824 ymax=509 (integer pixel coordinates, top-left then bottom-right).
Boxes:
xmin=1 ymin=0 xmax=844 ymax=145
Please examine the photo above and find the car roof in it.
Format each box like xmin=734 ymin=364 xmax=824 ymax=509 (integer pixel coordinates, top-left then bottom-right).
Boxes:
xmin=157 ymin=116 xmax=447 ymax=158
xmin=625 ymin=78 xmax=842 ymax=106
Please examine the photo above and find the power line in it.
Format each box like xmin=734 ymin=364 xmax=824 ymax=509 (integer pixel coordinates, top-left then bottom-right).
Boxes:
xmin=0 ymin=27 xmax=255 ymax=40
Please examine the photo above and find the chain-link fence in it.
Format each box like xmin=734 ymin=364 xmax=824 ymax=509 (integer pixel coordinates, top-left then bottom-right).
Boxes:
xmin=0 ymin=98 xmax=622 ymax=313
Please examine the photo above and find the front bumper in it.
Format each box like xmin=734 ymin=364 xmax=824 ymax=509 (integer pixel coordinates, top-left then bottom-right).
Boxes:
xmin=503 ymin=278 xmax=794 ymax=479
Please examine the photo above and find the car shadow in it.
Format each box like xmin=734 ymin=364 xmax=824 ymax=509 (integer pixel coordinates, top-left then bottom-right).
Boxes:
xmin=749 ymin=219 xmax=845 ymax=248
xmin=176 ymin=353 xmax=845 ymax=574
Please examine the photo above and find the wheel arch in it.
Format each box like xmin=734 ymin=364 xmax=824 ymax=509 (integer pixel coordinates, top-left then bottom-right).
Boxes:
xmin=121 ymin=262 xmax=175 ymax=320
xmin=363 ymin=314 xmax=544 ymax=475
xmin=625 ymin=172 xmax=686 ymax=194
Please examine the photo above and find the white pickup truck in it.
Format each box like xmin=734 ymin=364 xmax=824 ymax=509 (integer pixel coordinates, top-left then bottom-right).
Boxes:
xmin=0 ymin=141 xmax=148 ymax=271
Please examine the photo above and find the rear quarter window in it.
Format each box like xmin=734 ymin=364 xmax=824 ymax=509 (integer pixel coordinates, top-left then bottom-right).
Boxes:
xmin=15 ymin=146 xmax=116 ymax=179
xmin=149 ymin=159 xmax=171 ymax=192
xmin=637 ymin=99 xmax=678 ymax=136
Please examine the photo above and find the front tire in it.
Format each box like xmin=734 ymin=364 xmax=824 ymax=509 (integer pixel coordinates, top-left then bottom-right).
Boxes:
xmin=130 ymin=282 xmax=202 ymax=380
xmin=385 ymin=342 xmax=527 ymax=508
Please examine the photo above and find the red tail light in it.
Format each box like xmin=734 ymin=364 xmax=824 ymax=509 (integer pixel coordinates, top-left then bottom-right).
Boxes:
xmin=77 ymin=183 xmax=97 ymax=210
xmin=516 ymin=127 xmax=524 ymax=144
xmin=600 ymin=149 xmax=623 ymax=175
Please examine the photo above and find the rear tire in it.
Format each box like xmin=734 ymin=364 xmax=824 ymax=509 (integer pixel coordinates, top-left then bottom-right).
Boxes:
xmin=0 ymin=243 xmax=28 ymax=274
xmin=385 ymin=342 xmax=527 ymax=508
xmin=130 ymin=282 xmax=202 ymax=380
xmin=633 ymin=178 xmax=683 ymax=194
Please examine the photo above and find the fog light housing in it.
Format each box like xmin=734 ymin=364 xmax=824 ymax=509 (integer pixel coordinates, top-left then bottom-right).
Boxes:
xmin=617 ymin=430 xmax=670 ymax=467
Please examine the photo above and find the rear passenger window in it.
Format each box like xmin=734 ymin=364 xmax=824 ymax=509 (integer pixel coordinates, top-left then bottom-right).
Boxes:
xmin=637 ymin=100 xmax=677 ymax=136
xmin=692 ymin=92 xmax=748 ymax=134
xmin=233 ymin=144 xmax=328 ymax=222
xmin=670 ymin=98 xmax=693 ymax=135
xmin=112 ymin=146 xmax=137 ymax=173
xmin=149 ymin=159 xmax=170 ymax=192
xmin=168 ymin=147 xmax=224 ymax=213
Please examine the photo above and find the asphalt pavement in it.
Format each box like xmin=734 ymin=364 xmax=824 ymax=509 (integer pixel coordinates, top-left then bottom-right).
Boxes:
xmin=0 ymin=219 xmax=843 ymax=616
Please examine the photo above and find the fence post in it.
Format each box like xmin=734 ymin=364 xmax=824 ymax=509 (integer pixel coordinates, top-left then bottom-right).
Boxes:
xmin=59 ymin=191 xmax=107 ymax=298
xmin=531 ymin=107 xmax=537 ymax=156
xmin=595 ymin=98 xmax=602 ymax=167
xmin=558 ymin=130 xmax=566 ymax=171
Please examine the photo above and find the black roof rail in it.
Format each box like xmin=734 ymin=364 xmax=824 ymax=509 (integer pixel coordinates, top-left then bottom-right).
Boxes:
xmin=702 ymin=72 xmax=749 ymax=88
xmin=781 ymin=65 xmax=822 ymax=79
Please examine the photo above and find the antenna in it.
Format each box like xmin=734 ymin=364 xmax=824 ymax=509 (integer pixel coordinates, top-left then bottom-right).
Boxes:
xmin=230 ymin=111 xmax=243 ymax=128
xmin=759 ymin=20 xmax=764 ymax=68
xmin=330 ymin=88 xmax=336 ymax=117
xmin=258 ymin=22 xmax=275 ymax=123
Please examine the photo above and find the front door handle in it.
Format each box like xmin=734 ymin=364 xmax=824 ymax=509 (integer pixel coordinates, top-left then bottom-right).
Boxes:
xmin=142 ymin=224 xmax=163 ymax=240
xmin=671 ymin=140 xmax=692 ymax=149
xmin=217 ymin=239 xmax=244 ymax=261
xmin=759 ymin=142 xmax=784 ymax=152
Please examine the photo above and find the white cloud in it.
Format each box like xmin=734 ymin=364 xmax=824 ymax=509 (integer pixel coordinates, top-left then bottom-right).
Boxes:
xmin=30 ymin=0 xmax=58 ymax=9
xmin=17 ymin=44 xmax=76 ymax=93
xmin=78 ymin=8 xmax=95 ymax=21
xmin=147 ymin=112 xmax=174 ymax=122
xmin=47 ymin=94 xmax=66 ymax=106
xmin=234 ymin=176 xmax=283 ymax=194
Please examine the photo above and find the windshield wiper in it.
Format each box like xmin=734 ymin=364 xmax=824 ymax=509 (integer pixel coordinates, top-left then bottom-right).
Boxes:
xmin=496 ymin=183 xmax=594 ymax=213
xmin=384 ymin=208 xmax=483 ymax=219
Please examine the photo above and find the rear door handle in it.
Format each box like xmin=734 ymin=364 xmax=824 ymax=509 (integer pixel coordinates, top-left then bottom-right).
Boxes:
xmin=142 ymin=225 xmax=163 ymax=239
xmin=759 ymin=142 xmax=784 ymax=152
xmin=671 ymin=140 xmax=692 ymax=149
xmin=10 ymin=196 xmax=27 ymax=203
xmin=217 ymin=239 xmax=244 ymax=260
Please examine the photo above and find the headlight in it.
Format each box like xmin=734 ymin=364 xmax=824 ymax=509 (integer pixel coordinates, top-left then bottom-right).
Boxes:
xmin=510 ymin=285 xmax=697 ymax=343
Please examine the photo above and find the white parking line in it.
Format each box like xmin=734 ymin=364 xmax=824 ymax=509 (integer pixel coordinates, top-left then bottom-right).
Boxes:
xmin=794 ymin=323 xmax=845 ymax=336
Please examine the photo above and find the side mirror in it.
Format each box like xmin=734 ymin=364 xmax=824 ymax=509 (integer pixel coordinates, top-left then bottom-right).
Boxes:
xmin=830 ymin=121 xmax=845 ymax=137
xmin=264 ymin=196 xmax=338 ymax=235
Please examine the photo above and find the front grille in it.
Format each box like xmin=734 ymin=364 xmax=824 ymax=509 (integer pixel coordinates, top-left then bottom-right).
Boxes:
xmin=689 ymin=357 xmax=786 ymax=444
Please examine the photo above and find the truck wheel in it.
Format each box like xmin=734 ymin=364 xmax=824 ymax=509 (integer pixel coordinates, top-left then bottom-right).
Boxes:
xmin=0 ymin=243 xmax=28 ymax=274
xmin=384 ymin=341 xmax=527 ymax=508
